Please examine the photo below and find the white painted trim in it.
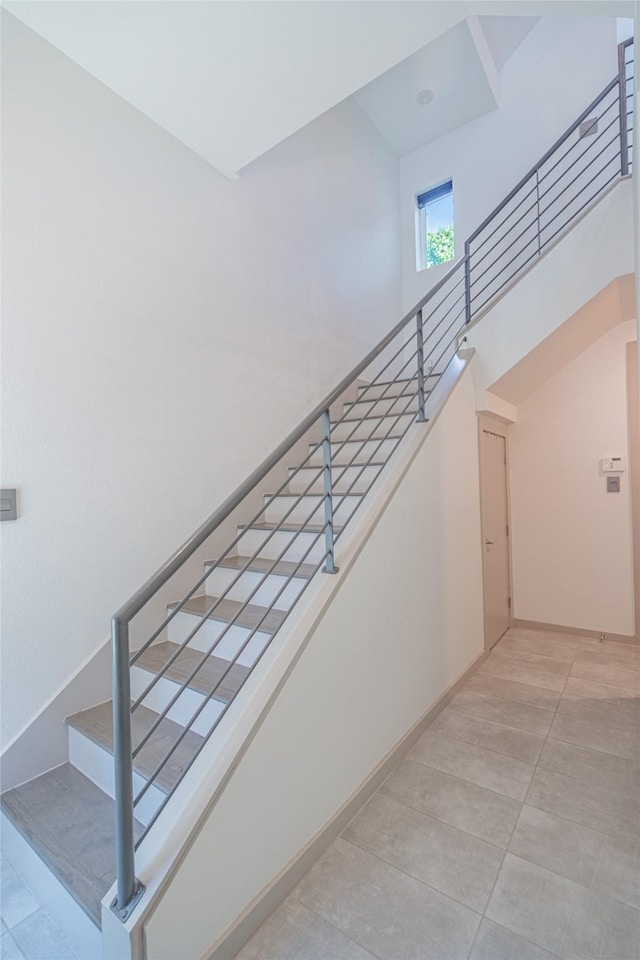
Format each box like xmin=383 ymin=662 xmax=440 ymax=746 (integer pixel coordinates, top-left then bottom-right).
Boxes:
xmin=512 ymin=618 xmax=638 ymax=644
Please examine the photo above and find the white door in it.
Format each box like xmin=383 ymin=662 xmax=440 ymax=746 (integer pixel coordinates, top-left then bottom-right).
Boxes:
xmin=479 ymin=426 xmax=511 ymax=649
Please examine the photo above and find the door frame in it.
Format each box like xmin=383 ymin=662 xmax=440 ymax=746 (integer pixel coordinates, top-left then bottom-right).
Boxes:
xmin=477 ymin=413 xmax=514 ymax=650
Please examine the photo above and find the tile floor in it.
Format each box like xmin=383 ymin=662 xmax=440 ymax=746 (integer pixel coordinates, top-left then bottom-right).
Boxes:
xmin=0 ymin=856 xmax=78 ymax=960
xmin=236 ymin=627 xmax=640 ymax=960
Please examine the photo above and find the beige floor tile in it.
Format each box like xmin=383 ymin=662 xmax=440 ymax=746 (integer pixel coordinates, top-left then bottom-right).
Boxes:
xmin=380 ymin=758 xmax=521 ymax=848
xmin=538 ymin=737 xmax=640 ymax=798
xmin=460 ymin=673 xmax=561 ymax=713
xmin=430 ymin=706 xmax=545 ymax=764
xmin=526 ymin=766 xmax=640 ymax=839
xmin=509 ymin=804 xmax=640 ymax=911
xmin=478 ymin=654 xmax=568 ymax=692
xmin=408 ymin=730 xmax=535 ymax=800
xmin=451 ymin=681 xmax=555 ymax=735
xmin=486 ymin=853 xmax=640 ymax=959
xmin=558 ymin=680 xmax=640 ymax=732
xmin=343 ymin=792 xmax=504 ymax=913
xmin=497 ymin=635 xmax=580 ymax=662
xmin=549 ymin=712 xmax=639 ymax=762
xmin=469 ymin=918 xmax=560 ymax=960
xmin=570 ymin=659 xmax=640 ymax=692
xmin=574 ymin=647 xmax=640 ymax=673
xmin=235 ymin=897 xmax=376 ymax=960
xmin=294 ymin=838 xmax=481 ymax=960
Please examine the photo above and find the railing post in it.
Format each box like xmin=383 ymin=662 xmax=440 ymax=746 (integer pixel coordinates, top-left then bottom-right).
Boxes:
xmin=416 ymin=309 xmax=426 ymax=422
xmin=535 ymin=167 xmax=542 ymax=255
xmin=321 ymin=409 xmax=339 ymax=574
xmin=618 ymin=41 xmax=629 ymax=176
xmin=463 ymin=242 xmax=472 ymax=325
xmin=111 ymin=616 xmax=145 ymax=921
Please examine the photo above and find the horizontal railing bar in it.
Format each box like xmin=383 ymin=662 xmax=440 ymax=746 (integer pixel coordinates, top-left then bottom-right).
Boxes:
xmin=540 ymin=168 xmax=620 ymax=254
xmin=328 ymin=349 xmax=420 ymax=465
xmin=471 ymin=247 xmax=540 ymax=317
xmin=537 ymin=95 xmax=618 ymax=188
xmin=470 ymin=204 xmax=538 ymax=283
xmin=114 ymin=265 xmax=467 ymax=627
xmin=331 ymin=333 xmax=417 ymax=434
xmin=133 ymin=526 xmax=328 ymax=809
xmin=131 ymin=465 xmax=334 ymax=719
xmin=468 ymin=182 xmax=537 ymax=257
xmin=538 ymin=150 xmax=620 ymax=238
xmin=469 ymin=195 xmax=538 ymax=273
xmin=537 ymin=126 xmax=620 ymax=207
xmin=130 ymin=438 xmax=327 ymax=665
xmin=332 ymin=388 xmax=420 ymax=513
xmin=134 ymin=539 xmax=327 ymax=846
xmin=471 ymin=233 xmax=538 ymax=307
xmin=467 ymin=75 xmax=619 ymax=246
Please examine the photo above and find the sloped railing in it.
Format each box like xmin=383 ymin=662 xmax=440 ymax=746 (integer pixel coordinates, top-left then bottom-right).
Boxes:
xmin=110 ymin=38 xmax=634 ymax=919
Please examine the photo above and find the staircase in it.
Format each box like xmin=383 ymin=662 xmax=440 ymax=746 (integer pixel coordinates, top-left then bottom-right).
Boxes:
xmin=1 ymin=36 xmax=634 ymax=959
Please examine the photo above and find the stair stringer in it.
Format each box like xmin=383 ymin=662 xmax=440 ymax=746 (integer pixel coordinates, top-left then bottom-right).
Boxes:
xmin=463 ymin=176 xmax=635 ymax=412
xmin=101 ymin=352 xmax=486 ymax=960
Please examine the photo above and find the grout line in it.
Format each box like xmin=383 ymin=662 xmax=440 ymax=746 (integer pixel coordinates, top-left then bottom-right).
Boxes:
xmin=465 ymin=629 xmax=574 ymax=960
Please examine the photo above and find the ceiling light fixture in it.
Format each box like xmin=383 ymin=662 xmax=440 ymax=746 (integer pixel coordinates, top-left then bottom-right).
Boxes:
xmin=416 ymin=89 xmax=434 ymax=106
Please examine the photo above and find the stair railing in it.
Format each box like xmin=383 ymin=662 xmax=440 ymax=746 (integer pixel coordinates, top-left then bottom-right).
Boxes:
xmin=110 ymin=38 xmax=634 ymax=920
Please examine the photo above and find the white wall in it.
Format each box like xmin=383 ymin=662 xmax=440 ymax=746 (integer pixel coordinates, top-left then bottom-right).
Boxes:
xmin=400 ymin=16 xmax=618 ymax=312
xmin=465 ymin=178 xmax=635 ymax=404
xmin=141 ymin=363 xmax=485 ymax=960
xmin=0 ymin=12 xmax=402 ymax=747
xmin=509 ymin=320 xmax=637 ymax=637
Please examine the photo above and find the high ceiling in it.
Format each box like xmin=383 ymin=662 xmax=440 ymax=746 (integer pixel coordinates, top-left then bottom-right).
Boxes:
xmin=3 ymin=1 xmax=633 ymax=177
xmin=352 ymin=15 xmax=540 ymax=157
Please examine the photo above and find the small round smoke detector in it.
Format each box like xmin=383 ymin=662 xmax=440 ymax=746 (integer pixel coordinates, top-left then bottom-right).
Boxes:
xmin=416 ymin=89 xmax=434 ymax=106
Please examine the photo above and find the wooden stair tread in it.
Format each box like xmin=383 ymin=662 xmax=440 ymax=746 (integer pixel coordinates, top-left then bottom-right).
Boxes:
xmin=213 ymin=556 xmax=318 ymax=579
xmin=66 ymin=700 xmax=202 ymax=796
xmin=168 ymin=594 xmax=287 ymax=634
xmin=135 ymin=640 xmax=251 ymax=701
xmin=241 ymin=521 xmax=344 ymax=535
xmin=1 ymin=763 xmax=143 ymax=927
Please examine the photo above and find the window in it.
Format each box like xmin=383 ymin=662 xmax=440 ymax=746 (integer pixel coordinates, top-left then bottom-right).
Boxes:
xmin=416 ymin=179 xmax=454 ymax=270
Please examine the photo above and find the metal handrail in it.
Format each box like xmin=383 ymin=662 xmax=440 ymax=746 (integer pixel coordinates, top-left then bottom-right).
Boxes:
xmin=110 ymin=38 xmax=634 ymax=920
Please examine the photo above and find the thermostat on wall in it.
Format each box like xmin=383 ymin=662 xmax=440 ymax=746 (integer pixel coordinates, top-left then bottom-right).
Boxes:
xmin=601 ymin=457 xmax=626 ymax=473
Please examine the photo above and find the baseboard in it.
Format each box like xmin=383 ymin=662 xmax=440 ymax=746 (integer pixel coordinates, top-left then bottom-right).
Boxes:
xmin=512 ymin=618 xmax=639 ymax=645
xmin=205 ymin=646 xmax=488 ymax=960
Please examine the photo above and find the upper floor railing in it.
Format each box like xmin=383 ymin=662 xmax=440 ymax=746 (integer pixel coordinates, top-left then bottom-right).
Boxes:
xmin=110 ymin=38 xmax=634 ymax=921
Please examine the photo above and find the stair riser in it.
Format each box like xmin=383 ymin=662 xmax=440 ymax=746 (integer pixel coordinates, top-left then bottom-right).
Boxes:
xmin=67 ymin=727 xmax=163 ymax=828
xmin=308 ymin=437 xmax=400 ymax=466
xmin=236 ymin=527 xmax=328 ymax=564
xmin=344 ymin=395 xmax=419 ymax=417
xmin=263 ymin=494 xmax=360 ymax=526
xmin=357 ymin=379 xmax=418 ymax=400
xmin=130 ymin=665 xmax=226 ymax=737
xmin=167 ymin=609 xmax=272 ymax=664
xmin=288 ymin=464 xmax=382 ymax=494
xmin=203 ymin=565 xmax=307 ymax=610
xmin=330 ymin=414 xmax=414 ymax=442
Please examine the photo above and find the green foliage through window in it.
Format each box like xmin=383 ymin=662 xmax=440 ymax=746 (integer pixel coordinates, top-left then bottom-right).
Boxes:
xmin=426 ymin=226 xmax=454 ymax=268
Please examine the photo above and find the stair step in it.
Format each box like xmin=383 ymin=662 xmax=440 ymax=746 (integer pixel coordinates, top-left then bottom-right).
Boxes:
xmin=136 ymin=640 xmax=250 ymax=702
xmin=308 ymin=436 xmax=402 ymax=465
xmin=287 ymin=462 xmax=384 ymax=495
xmin=0 ymin=763 xmax=143 ymax=928
xmin=241 ymin=521 xmax=343 ymax=535
xmin=168 ymin=594 xmax=287 ymax=635
xmin=214 ymin=556 xmax=318 ymax=579
xmin=66 ymin=700 xmax=203 ymax=796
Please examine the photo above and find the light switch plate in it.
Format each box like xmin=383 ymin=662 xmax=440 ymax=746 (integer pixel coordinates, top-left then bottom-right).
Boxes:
xmin=1 ymin=488 xmax=17 ymax=520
